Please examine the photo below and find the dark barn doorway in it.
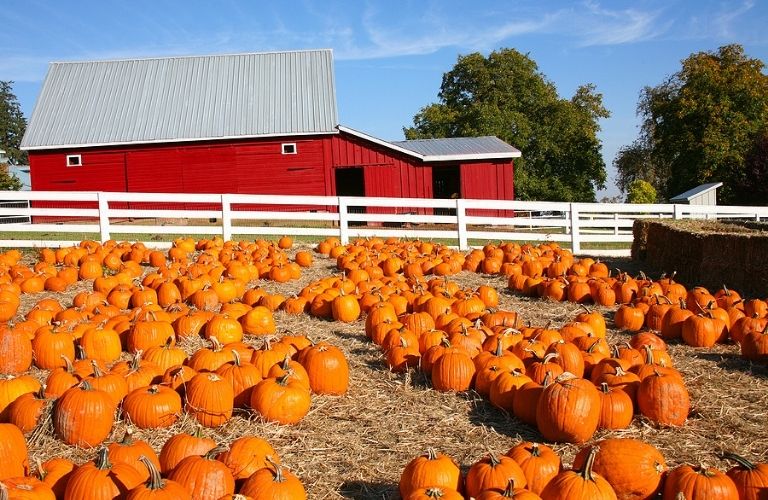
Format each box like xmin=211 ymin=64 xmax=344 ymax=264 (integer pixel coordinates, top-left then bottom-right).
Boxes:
xmin=432 ymin=165 xmax=460 ymax=216
xmin=335 ymin=167 xmax=365 ymax=224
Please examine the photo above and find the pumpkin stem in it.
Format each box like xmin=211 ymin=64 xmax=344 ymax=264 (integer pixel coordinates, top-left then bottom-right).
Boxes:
xmin=138 ymin=455 xmax=165 ymax=490
xmin=425 ymin=448 xmax=438 ymax=461
xmin=265 ymin=456 xmax=285 ymax=483
xmin=720 ymin=452 xmax=757 ymax=470
xmin=205 ymin=446 xmax=228 ymax=460
xmin=91 ymin=360 xmax=105 ymax=378
xmin=578 ymin=446 xmax=600 ymax=481
xmin=502 ymin=478 xmax=517 ymax=496
xmin=494 ymin=339 xmax=505 ymax=357
xmin=530 ymin=442 xmax=541 ymax=457
xmin=281 ymin=355 xmax=292 ymax=370
xmin=94 ymin=447 xmax=112 ymax=470
xmin=209 ymin=337 xmax=223 ymax=351
xmin=231 ymin=350 xmax=242 ymax=366
xmin=119 ymin=427 xmax=135 ymax=446
xmin=130 ymin=350 xmax=144 ymax=370
xmin=0 ymin=482 xmax=7 ymax=500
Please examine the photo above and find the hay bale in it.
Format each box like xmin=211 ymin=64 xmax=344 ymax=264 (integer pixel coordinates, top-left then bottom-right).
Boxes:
xmin=638 ymin=220 xmax=768 ymax=296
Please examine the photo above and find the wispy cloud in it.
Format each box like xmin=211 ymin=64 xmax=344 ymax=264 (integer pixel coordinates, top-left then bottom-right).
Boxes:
xmin=573 ymin=1 xmax=667 ymax=46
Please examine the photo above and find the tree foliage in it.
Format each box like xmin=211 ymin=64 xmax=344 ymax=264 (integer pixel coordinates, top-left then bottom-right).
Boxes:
xmin=733 ymin=132 xmax=768 ymax=205
xmin=0 ymin=170 xmax=22 ymax=191
xmin=626 ymin=179 xmax=657 ymax=204
xmin=404 ymin=48 xmax=609 ymax=202
xmin=616 ymin=44 xmax=768 ymax=204
xmin=0 ymin=81 xmax=28 ymax=166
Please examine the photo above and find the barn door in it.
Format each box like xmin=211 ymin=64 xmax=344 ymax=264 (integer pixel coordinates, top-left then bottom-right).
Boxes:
xmin=335 ymin=167 xmax=365 ymax=224
xmin=432 ymin=165 xmax=460 ymax=216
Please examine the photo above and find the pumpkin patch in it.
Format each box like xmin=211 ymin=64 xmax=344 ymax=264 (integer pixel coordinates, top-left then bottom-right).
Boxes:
xmin=0 ymin=237 xmax=761 ymax=497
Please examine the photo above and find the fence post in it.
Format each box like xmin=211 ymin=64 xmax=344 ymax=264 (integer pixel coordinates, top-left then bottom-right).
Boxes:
xmin=221 ymin=194 xmax=232 ymax=241
xmin=673 ymin=204 xmax=683 ymax=220
xmin=338 ymin=197 xmax=350 ymax=245
xmin=97 ymin=192 xmax=111 ymax=243
xmin=456 ymin=198 xmax=468 ymax=250
xmin=614 ymin=212 xmax=619 ymax=236
xmin=569 ymin=203 xmax=581 ymax=254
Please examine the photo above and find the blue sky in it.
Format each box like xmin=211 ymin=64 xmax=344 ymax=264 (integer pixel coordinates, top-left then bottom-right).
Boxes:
xmin=2 ymin=0 xmax=767 ymax=198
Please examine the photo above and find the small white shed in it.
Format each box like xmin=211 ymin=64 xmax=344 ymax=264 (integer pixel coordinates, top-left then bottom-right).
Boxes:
xmin=669 ymin=182 xmax=723 ymax=205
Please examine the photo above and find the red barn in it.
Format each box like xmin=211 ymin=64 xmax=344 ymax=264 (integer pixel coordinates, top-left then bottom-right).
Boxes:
xmin=21 ymin=50 xmax=519 ymax=213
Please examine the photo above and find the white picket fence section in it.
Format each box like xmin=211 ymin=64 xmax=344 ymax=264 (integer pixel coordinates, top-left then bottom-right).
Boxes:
xmin=0 ymin=190 xmax=767 ymax=256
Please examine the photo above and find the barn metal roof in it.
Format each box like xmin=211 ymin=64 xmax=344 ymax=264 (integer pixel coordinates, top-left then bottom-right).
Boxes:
xmin=392 ymin=136 xmax=521 ymax=161
xmin=669 ymin=182 xmax=723 ymax=202
xmin=21 ymin=49 xmax=338 ymax=150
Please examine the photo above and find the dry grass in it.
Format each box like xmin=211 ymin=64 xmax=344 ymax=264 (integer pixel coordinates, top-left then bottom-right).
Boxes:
xmin=15 ymin=247 xmax=768 ymax=499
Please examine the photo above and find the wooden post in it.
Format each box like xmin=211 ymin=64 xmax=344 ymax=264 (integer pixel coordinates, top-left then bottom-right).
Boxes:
xmin=221 ymin=194 xmax=232 ymax=241
xmin=338 ymin=197 xmax=350 ymax=245
xmin=570 ymin=203 xmax=581 ymax=254
xmin=97 ymin=192 xmax=111 ymax=243
xmin=456 ymin=198 xmax=468 ymax=250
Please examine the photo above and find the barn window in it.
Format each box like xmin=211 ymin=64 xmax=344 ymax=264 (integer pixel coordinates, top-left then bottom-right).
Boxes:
xmin=281 ymin=143 xmax=297 ymax=155
xmin=66 ymin=154 xmax=82 ymax=167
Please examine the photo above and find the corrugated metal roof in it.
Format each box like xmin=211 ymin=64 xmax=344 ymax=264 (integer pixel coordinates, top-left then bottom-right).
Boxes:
xmin=22 ymin=49 xmax=338 ymax=150
xmin=669 ymin=182 xmax=723 ymax=202
xmin=391 ymin=136 xmax=521 ymax=160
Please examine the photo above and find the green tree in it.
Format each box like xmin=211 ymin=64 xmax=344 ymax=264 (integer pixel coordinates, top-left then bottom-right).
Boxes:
xmin=626 ymin=179 xmax=657 ymax=203
xmin=617 ymin=44 xmax=768 ymax=204
xmin=404 ymin=48 xmax=609 ymax=202
xmin=0 ymin=81 xmax=28 ymax=166
xmin=0 ymin=170 xmax=22 ymax=191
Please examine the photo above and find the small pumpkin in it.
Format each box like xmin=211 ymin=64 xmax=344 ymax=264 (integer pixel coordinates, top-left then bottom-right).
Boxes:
xmin=540 ymin=446 xmax=617 ymax=499
xmin=399 ymin=449 xmax=463 ymax=498
xmin=239 ymin=460 xmax=307 ymax=499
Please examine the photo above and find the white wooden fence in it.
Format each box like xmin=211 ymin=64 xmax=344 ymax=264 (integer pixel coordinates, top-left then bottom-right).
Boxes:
xmin=0 ymin=191 xmax=766 ymax=256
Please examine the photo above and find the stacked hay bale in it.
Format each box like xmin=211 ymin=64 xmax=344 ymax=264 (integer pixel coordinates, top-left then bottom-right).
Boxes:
xmin=633 ymin=220 xmax=768 ymax=296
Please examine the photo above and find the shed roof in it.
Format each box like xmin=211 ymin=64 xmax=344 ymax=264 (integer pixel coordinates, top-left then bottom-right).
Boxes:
xmin=21 ymin=49 xmax=338 ymax=150
xmin=669 ymin=182 xmax=723 ymax=202
xmin=337 ymin=126 xmax=520 ymax=162
xmin=392 ymin=136 xmax=521 ymax=161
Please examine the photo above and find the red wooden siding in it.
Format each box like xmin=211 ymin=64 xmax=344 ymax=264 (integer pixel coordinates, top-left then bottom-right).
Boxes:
xmin=460 ymin=161 xmax=515 ymax=216
xmin=28 ymin=131 xmax=515 ymax=221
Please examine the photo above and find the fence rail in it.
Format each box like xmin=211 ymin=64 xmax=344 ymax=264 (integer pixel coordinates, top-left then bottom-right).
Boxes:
xmin=0 ymin=191 xmax=766 ymax=256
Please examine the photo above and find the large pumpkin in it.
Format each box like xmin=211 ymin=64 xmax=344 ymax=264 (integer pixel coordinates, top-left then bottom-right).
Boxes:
xmin=64 ymin=447 xmax=144 ymax=500
xmin=249 ymin=374 xmax=311 ymax=425
xmin=298 ymin=343 xmax=349 ymax=395
xmin=216 ymin=436 xmax=280 ymax=482
xmin=184 ymin=372 xmax=234 ymax=427
xmin=167 ymin=447 xmax=236 ymax=500
xmin=239 ymin=462 xmax=307 ymax=499
xmin=464 ymin=453 xmax=527 ymax=498
xmin=662 ymin=464 xmax=739 ymax=499
xmin=636 ymin=370 xmax=690 ymax=426
xmin=506 ymin=441 xmax=561 ymax=495
xmin=536 ymin=373 xmax=600 ymax=443
xmin=0 ymin=423 xmax=29 ymax=480
xmin=572 ymin=438 xmax=667 ymax=500
xmin=123 ymin=384 xmax=182 ymax=429
xmin=430 ymin=347 xmax=476 ymax=392
xmin=721 ymin=452 xmax=768 ymax=500
xmin=54 ymin=381 xmax=116 ymax=448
